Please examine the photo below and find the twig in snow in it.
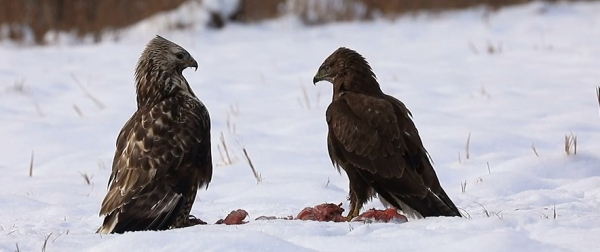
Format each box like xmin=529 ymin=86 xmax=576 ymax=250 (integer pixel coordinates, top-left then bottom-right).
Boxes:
xmin=229 ymin=103 xmax=239 ymax=116
xmin=596 ymin=86 xmax=600 ymax=112
xmin=217 ymin=132 xmax=235 ymax=166
xmin=52 ymin=232 xmax=62 ymax=243
xmin=458 ymin=208 xmax=472 ymax=219
xmin=242 ymin=148 xmax=262 ymax=184
xmin=73 ymin=104 xmax=84 ymax=117
xmin=474 ymin=202 xmax=490 ymax=217
xmin=42 ymin=232 xmax=52 ymax=252
xmin=465 ymin=132 xmax=471 ymax=160
xmin=98 ymin=160 xmax=106 ymax=170
xmin=531 ymin=143 xmax=539 ymax=157
xmin=70 ymin=73 xmax=105 ymax=109
xmin=79 ymin=171 xmax=93 ymax=185
xmin=226 ymin=114 xmax=236 ymax=134
xmin=564 ymin=133 xmax=577 ymax=155
xmin=29 ymin=150 xmax=34 ymax=177
xmin=34 ymin=101 xmax=44 ymax=117
xmin=301 ymin=85 xmax=311 ymax=109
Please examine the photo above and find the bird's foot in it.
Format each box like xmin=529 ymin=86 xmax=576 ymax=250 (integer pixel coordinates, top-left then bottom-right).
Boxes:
xmin=187 ymin=215 xmax=208 ymax=225
xmin=345 ymin=206 xmax=360 ymax=222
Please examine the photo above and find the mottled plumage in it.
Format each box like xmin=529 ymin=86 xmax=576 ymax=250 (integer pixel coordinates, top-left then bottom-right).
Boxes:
xmin=313 ymin=47 xmax=461 ymax=220
xmin=98 ymin=36 xmax=212 ymax=234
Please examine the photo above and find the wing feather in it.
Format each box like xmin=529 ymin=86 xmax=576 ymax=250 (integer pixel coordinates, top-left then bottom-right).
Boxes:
xmin=326 ymin=92 xmax=428 ymax=195
xmin=99 ymin=96 xmax=211 ymax=232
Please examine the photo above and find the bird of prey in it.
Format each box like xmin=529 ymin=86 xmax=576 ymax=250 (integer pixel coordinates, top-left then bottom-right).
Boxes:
xmin=98 ymin=36 xmax=212 ymax=234
xmin=313 ymin=47 xmax=461 ymax=220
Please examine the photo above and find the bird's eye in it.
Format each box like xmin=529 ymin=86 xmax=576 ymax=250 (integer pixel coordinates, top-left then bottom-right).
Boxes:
xmin=325 ymin=65 xmax=331 ymax=71
xmin=176 ymin=53 xmax=184 ymax=60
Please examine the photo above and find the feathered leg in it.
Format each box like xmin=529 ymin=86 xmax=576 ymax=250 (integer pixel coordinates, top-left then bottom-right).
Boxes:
xmin=170 ymin=186 xmax=207 ymax=228
xmin=345 ymin=168 xmax=374 ymax=221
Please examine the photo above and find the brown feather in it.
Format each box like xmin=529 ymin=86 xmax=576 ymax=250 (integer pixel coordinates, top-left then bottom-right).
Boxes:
xmin=315 ymin=47 xmax=461 ymax=219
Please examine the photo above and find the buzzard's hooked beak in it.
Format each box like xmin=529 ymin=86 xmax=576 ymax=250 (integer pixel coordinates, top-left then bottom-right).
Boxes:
xmin=313 ymin=72 xmax=326 ymax=85
xmin=312 ymin=76 xmax=320 ymax=85
xmin=190 ymin=59 xmax=198 ymax=72
xmin=313 ymin=69 xmax=330 ymax=85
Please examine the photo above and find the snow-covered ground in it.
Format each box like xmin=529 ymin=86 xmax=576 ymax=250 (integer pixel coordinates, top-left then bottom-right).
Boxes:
xmin=2 ymin=1 xmax=600 ymax=251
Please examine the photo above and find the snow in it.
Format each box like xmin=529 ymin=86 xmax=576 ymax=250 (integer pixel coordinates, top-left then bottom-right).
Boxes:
xmin=2 ymin=1 xmax=600 ymax=251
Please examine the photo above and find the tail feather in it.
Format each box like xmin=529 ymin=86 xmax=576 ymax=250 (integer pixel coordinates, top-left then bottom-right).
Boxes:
xmin=426 ymin=188 xmax=461 ymax=217
xmin=97 ymin=212 xmax=119 ymax=234
xmin=380 ymin=188 xmax=461 ymax=218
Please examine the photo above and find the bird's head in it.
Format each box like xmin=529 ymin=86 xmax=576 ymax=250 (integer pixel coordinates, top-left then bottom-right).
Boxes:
xmin=134 ymin=36 xmax=199 ymax=108
xmin=140 ymin=35 xmax=198 ymax=75
xmin=313 ymin=47 xmax=380 ymax=95
xmin=313 ymin=47 xmax=347 ymax=85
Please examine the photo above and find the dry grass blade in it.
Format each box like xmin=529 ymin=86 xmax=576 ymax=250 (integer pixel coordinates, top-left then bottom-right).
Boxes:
xmin=70 ymin=73 xmax=105 ymax=109
xmin=7 ymin=78 xmax=26 ymax=93
xmin=218 ymin=132 xmax=233 ymax=165
xmin=34 ymin=101 xmax=44 ymax=117
xmin=229 ymin=103 xmax=240 ymax=116
xmin=459 ymin=208 xmax=472 ymax=219
xmin=531 ymin=143 xmax=539 ymax=157
xmin=565 ymin=133 xmax=577 ymax=155
xmin=596 ymin=86 xmax=600 ymax=110
xmin=42 ymin=232 xmax=52 ymax=252
xmin=52 ymin=232 xmax=62 ymax=243
xmin=98 ymin=160 xmax=106 ymax=170
xmin=487 ymin=40 xmax=495 ymax=54
xmin=217 ymin=145 xmax=226 ymax=165
xmin=301 ymin=85 xmax=311 ymax=109
xmin=574 ymin=136 xmax=578 ymax=155
xmin=29 ymin=150 xmax=34 ymax=177
xmin=79 ymin=171 xmax=93 ymax=185
xmin=460 ymin=180 xmax=467 ymax=193
xmin=73 ymin=104 xmax=84 ymax=117
xmin=15 ymin=242 xmax=20 ymax=252
xmin=486 ymin=162 xmax=491 ymax=174
xmin=315 ymin=89 xmax=322 ymax=108
xmin=486 ymin=40 xmax=502 ymax=54
xmin=474 ymin=202 xmax=490 ymax=217
xmin=465 ymin=132 xmax=471 ymax=160
xmin=242 ymin=148 xmax=262 ymax=184
xmin=226 ymin=114 xmax=236 ymax=134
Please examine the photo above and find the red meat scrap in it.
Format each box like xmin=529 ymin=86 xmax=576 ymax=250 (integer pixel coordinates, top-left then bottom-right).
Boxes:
xmin=295 ymin=203 xmax=346 ymax=222
xmin=352 ymin=208 xmax=408 ymax=223
xmin=215 ymin=209 xmax=249 ymax=225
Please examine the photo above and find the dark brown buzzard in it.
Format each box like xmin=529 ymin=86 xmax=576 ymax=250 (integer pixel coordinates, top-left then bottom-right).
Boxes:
xmin=98 ymin=36 xmax=212 ymax=234
xmin=313 ymin=47 xmax=461 ymax=220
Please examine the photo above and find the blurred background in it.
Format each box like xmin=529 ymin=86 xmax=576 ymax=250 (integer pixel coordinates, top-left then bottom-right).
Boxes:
xmin=0 ymin=0 xmax=591 ymax=45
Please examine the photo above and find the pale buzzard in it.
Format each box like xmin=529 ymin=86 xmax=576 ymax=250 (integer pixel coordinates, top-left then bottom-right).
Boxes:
xmin=98 ymin=36 xmax=212 ymax=233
